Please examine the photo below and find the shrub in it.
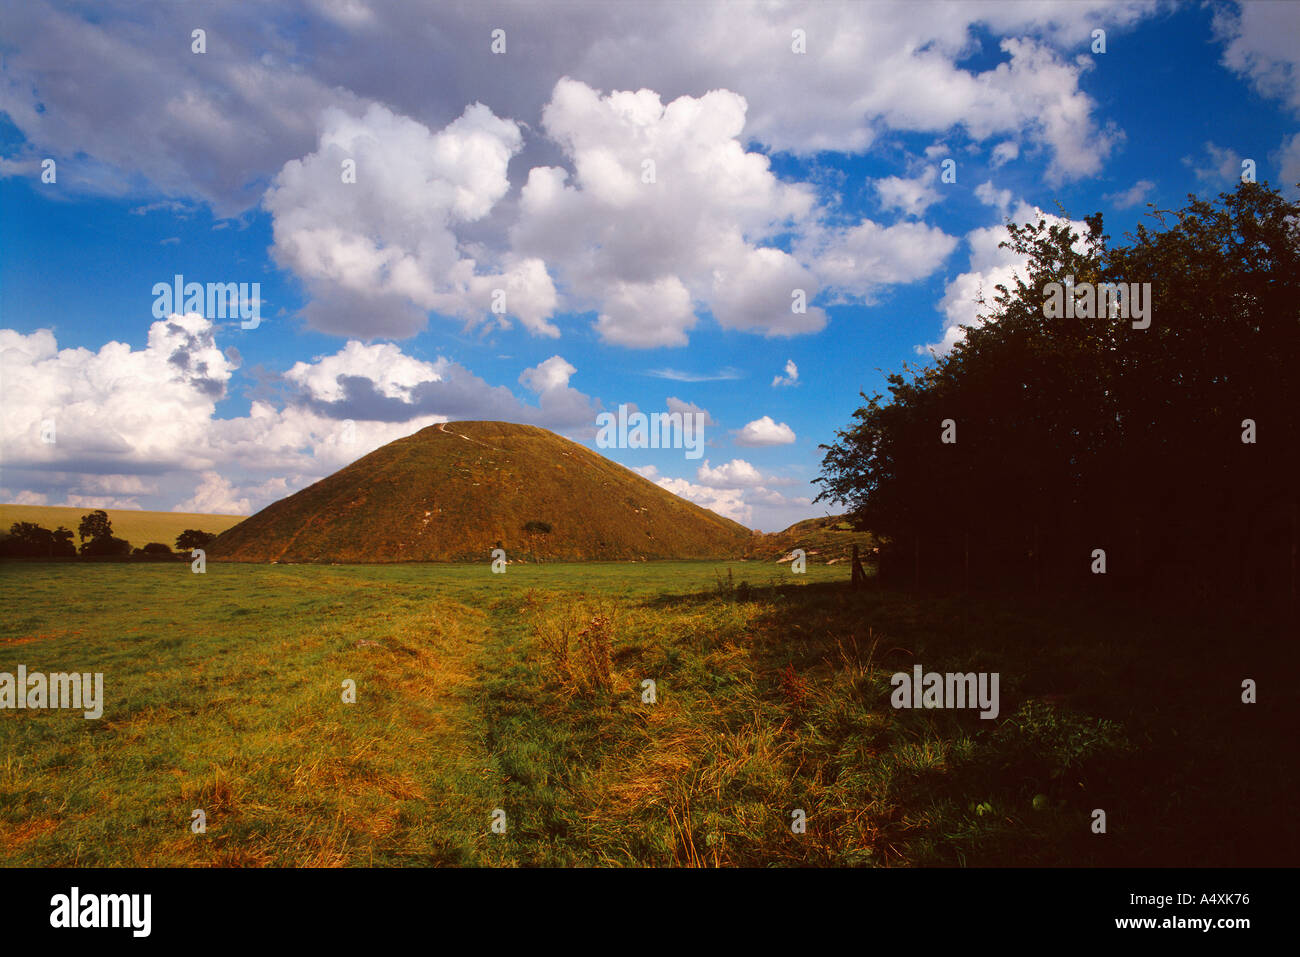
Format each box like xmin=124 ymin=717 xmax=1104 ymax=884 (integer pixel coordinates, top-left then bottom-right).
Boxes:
xmin=1 ymin=522 xmax=76 ymax=558
xmin=987 ymin=699 xmax=1131 ymax=778
xmin=175 ymin=529 xmax=216 ymax=550
xmin=576 ymin=615 xmax=614 ymax=692
xmin=522 ymin=520 xmax=553 ymax=535
xmin=78 ymin=510 xmax=112 ymax=545
xmin=528 ymin=594 xmax=616 ymax=694
xmin=81 ymin=535 xmax=131 ymax=557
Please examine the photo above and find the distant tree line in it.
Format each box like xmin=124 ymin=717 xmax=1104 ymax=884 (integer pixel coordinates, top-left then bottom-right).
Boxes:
xmin=0 ymin=510 xmax=218 ymax=560
xmin=1 ymin=522 xmax=77 ymax=558
xmin=817 ymin=182 xmax=1299 ymax=608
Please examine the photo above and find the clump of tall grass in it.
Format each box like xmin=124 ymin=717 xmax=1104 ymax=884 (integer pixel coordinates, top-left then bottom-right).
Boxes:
xmin=526 ymin=593 xmax=617 ymax=694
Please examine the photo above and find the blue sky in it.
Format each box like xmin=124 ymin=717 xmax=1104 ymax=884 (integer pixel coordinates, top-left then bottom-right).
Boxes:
xmin=2 ymin=1 xmax=1298 ymax=530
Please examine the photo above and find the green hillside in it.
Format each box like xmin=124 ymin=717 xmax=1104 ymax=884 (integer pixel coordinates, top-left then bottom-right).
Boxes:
xmin=209 ymin=421 xmax=753 ymax=563
xmin=746 ymin=515 xmax=875 ymax=564
xmin=0 ymin=504 xmax=244 ymax=551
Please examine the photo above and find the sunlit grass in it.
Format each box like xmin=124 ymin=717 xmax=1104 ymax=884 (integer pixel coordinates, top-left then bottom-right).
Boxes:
xmin=0 ymin=561 xmax=1287 ymax=866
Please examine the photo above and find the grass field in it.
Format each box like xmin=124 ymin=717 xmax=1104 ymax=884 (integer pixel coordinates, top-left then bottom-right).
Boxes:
xmin=0 ymin=560 xmax=1292 ymax=866
xmin=0 ymin=505 xmax=244 ymax=551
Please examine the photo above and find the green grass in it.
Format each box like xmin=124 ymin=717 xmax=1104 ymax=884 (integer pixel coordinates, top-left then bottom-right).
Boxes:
xmin=0 ymin=504 xmax=243 ymax=552
xmin=0 ymin=560 xmax=1291 ymax=866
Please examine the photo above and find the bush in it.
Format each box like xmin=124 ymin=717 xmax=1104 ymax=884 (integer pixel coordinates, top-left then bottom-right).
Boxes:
xmin=1 ymin=522 xmax=76 ymax=558
xmin=81 ymin=535 xmax=132 ymax=557
xmin=990 ymin=699 xmax=1131 ymax=775
xmin=78 ymin=510 xmax=112 ymax=545
xmin=522 ymin=520 xmax=553 ymax=535
xmin=816 ymin=182 xmax=1300 ymax=603
xmin=137 ymin=542 xmax=175 ymax=557
xmin=526 ymin=593 xmax=616 ymax=694
xmin=175 ymin=529 xmax=216 ymax=550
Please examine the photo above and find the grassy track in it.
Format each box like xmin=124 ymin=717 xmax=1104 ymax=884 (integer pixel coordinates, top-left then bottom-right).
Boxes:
xmin=0 ymin=561 xmax=1293 ymax=866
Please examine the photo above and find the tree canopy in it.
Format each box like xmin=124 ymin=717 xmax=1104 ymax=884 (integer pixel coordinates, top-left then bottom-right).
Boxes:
xmin=175 ymin=529 xmax=216 ymax=551
xmin=816 ymin=182 xmax=1299 ymax=603
xmin=1 ymin=522 xmax=76 ymax=558
xmin=78 ymin=509 xmax=113 ymax=544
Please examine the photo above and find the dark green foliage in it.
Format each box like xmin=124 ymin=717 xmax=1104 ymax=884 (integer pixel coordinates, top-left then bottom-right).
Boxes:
xmin=80 ymin=534 xmax=132 ymax=557
xmin=77 ymin=509 xmax=112 ymax=544
xmin=53 ymin=526 xmax=74 ymax=556
xmin=175 ymin=529 xmax=215 ymax=550
xmin=76 ymin=509 xmax=132 ymax=556
xmin=0 ymin=522 xmax=76 ymax=558
xmin=817 ymin=183 xmax=1300 ymax=604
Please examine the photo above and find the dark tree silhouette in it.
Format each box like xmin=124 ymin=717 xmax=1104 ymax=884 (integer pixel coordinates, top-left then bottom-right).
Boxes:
xmin=80 ymin=535 xmax=131 ymax=557
xmin=817 ymin=182 xmax=1299 ymax=608
xmin=78 ymin=509 xmax=112 ymax=545
xmin=175 ymin=529 xmax=216 ymax=551
xmin=1 ymin=522 xmax=76 ymax=558
xmin=51 ymin=526 xmax=76 ymax=557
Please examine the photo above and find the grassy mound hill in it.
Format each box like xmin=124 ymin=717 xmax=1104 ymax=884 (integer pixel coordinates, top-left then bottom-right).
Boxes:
xmin=745 ymin=515 xmax=875 ymax=565
xmin=0 ymin=504 xmax=244 ymax=551
xmin=208 ymin=421 xmax=753 ymax=563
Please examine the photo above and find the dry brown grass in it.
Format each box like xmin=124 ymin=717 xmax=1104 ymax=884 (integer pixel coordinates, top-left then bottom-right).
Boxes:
xmin=0 ymin=816 xmax=59 ymax=850
xmin=181 ymin=767 xmax=241 ymax=816
xmin=527 ymin=593 xmax=619 ymax=694
xmin=207 ymin=421 xmax=750 ymax=563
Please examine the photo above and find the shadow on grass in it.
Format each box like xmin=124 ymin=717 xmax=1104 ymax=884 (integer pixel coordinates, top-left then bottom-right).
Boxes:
xmin=637 ymin=577 xmax=1297 ymax=865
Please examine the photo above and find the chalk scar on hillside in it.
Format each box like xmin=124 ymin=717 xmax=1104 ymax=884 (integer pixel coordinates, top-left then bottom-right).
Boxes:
xmin=437 ymin=422 xmax=505 ymax=453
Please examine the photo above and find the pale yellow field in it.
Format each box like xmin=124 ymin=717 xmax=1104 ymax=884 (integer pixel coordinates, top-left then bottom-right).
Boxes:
xmin=0 ymin=504 xmax=245 ymax=550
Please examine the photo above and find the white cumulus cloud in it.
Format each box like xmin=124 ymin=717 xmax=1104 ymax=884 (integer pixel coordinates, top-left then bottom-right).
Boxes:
xmin=512 ymin=79 xmax=823 ymax=347
xmin=875 ymin=167 xmax=942 ymax=218
xmin=772 ymin=359 xmax=799 ymax=387
xmin=735 ymin=416 xmax=796 ymax=447
xmin=696 ymin=458 xmax=766 ymax=488
xmin=265 ymin=101 xmax=558 ymax=338
xmin=924 ymin=200 xmax=1091 ymax=355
